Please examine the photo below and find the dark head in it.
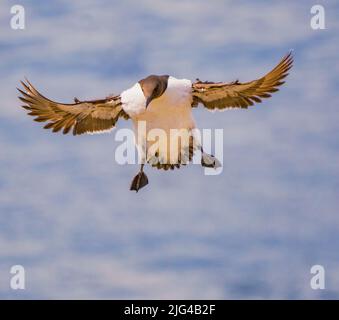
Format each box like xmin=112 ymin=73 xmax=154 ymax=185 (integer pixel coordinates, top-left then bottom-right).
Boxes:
xmin=139 ymin=75 xmax=169 ymax=108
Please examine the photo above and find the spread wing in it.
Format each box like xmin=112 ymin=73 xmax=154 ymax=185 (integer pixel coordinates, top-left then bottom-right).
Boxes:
xmin=192 ymin=52 xmax=293 ymax=110
xmin=18 ymin=79 xmax=129 ymax=135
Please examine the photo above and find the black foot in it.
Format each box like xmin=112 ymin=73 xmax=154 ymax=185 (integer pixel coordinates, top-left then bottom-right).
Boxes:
xmin=130 ymin=171 xmax=149 ymax=192
xmin=201 ymin=152 xmax=222 ymax=169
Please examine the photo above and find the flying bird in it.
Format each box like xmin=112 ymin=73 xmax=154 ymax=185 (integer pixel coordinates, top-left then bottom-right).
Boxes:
xmin=18 ymin=52 xmax=293 ymax=192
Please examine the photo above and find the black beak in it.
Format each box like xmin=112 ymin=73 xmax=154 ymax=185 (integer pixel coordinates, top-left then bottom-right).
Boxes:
xmin=145 ymin=96 xmax=153 ymax=108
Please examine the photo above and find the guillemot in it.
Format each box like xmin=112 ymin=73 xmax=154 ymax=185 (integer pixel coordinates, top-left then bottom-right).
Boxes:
xmin=18 ymin=52 xmax=293 ymax=192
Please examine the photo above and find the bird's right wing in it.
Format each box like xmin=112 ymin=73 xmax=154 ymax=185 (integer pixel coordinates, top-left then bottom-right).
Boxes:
xmin=18 ymin=79 xmax=129 ymax=135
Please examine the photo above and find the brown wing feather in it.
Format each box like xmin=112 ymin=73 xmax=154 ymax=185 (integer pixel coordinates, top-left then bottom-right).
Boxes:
xmin=192 ymin=52 xmax=293 ymax=110
xmin=18 ymin=80 xmax=129 ymax=135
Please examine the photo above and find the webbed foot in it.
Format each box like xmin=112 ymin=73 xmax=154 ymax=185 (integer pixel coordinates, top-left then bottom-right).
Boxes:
xmin=130 ymin=165 xmax=149 ymax=192
xmin=201 ymin=152 xmax=222 ymax=169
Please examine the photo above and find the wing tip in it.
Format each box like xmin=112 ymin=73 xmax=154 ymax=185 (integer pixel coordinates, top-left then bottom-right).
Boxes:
xmin=284 ymin=50 xmax=294 ymax=66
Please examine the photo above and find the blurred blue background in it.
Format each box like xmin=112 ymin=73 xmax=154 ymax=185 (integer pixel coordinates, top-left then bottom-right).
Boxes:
xmin=0 ymin=0 xmax=338 ymax=299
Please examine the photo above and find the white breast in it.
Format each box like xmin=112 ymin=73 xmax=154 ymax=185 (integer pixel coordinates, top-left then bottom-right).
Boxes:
xmin=130 ymin=77 xmax=193 ymax=130
xmin=120 ymin=82 xmax=146 ymax=117
xmin=121 ymin=77 xmax=197 ymax=165
xmin=121 ymin=76 xmax=193 ymax=120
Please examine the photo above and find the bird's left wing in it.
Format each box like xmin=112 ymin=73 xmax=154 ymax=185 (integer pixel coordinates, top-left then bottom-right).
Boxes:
xmin=192 ymin=52 xmax=293 ymax=110
xmin=18 ymin=79 xmax=129 ymax=135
